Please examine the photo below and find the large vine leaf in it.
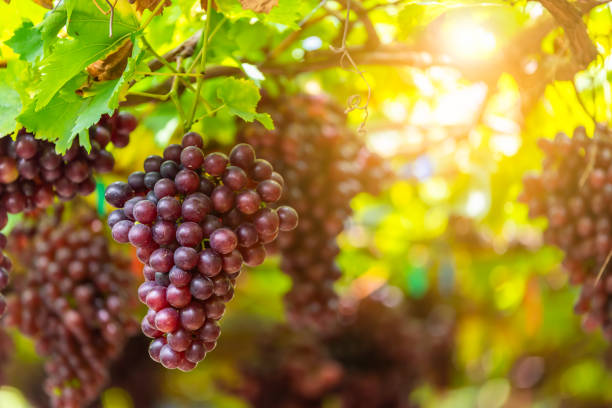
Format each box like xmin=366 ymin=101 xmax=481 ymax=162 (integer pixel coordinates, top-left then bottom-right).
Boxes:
xmin=5 ymin=20 xmax=43 ymax=62
xmin=34 ymin=0 xmax=139 ymax=110
xmin=73 ymin=39 xmax=146 ymax=146
xmin=216 ymin=77 xmax=273 ymax=129
xmin=0 ymin=70 xmax=22 ymax=135
xmin=19 ymin=74 xmax=86 ymax=148
xmin=18 ymin=37 xmax=146 ymax=152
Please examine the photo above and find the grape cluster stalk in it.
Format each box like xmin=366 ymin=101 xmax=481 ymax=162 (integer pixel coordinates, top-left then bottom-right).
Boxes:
xmin=227 ymin=293 xmax=454 ymax=408
xmin=104 ymin=131 xmax=298 ymax=370
xmin=520 ymin=126 xmax=612 ymax=341
xmin=3 ymin=204 xmax=137 ymax=408
xmin=0 ymin=111 xmax=137 ymax=318
xmin=237 ymin=94 xmax=391 ymax=330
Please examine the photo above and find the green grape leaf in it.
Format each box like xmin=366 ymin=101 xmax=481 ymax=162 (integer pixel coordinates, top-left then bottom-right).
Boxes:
xmin=18 ymin=36 xmax=144 ymax=153
xmin=19 ymin=74 xmax=86 ymax=150
xmin=216 ymin=77 xmax=273 ymax=129
xmin=72 ymin=39 xmax=146 ymax=146
xmin=40 ymin=7 xmax=68 ymax=55
xmin=34 ymin=0 xmax=139 ymax=110
xmin=0 ymin=72 xmax=22 ymax=135
xmin=5 ymin=20 xmax=43 ymax=63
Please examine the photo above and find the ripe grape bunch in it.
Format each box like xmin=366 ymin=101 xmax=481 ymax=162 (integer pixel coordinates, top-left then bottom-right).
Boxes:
xmin=0 ymin=111 xmax=136 ymax=212
xmin=104 ymin=131 xmax=298 ymax=371
xmin=521 ymin=125 xmax=612 ymax=341
xmin=228 ymin=293 xmax=453 ymax=408
xmin=237 ymin=94 xmax=391 ymax=330
xmin=3 ymin=204 xmax=137 ymax=408
xmin=0 ymin=111 xmax=136 ymax=318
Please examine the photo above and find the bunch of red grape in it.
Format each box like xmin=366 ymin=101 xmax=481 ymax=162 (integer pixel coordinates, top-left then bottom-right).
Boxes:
xmin=0 ymin=111 xmax=136 ymax=318
xmin=0 ymin=111 xmax=136 ymax=212
xmin=228 ymin=293 xmax=454 ymax=408
xmin=3 ymin=204 xmax=137 ymax=408
xmin=520 ymin=125 xmax=612 ymax=341
xmin=104 ymin=131 xmax=298 ymax=370
xmin=226 ymin=326 xmax=342 ymax=408
xmin=237 ymin=94 xmax=391 ymax=330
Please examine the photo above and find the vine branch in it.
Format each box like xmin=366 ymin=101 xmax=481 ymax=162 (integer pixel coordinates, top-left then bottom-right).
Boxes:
xmin=539 ymin=0 xmax=598 ymax=69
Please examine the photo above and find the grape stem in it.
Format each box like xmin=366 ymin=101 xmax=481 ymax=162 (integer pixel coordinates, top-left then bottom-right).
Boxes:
xmin=185 ymin=0 xmax=214 ymax=131
xmin=140 ymin=37 xmax=212 ymax=111
xmin=171 ymin=57 xmax=186 ymax=135
xmin=186 ymin=16 xmax=227 ymax=74
xmin=193 ymin=104 xmax=226 ymax=125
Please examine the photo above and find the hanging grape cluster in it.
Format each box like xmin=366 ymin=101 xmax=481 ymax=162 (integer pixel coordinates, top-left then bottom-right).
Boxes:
xmin=0 ymin=111 xmax=137 ymax=319
xmin=237 ymin=94 xmax=391 ymax=330
xmin=3 ymin=204 xmax=136 ymax=408
xmin=0 ymin=111 xmax=136 ymax=212
xmin=520 ymin=125 xmax=612 ymax=341
xmin=104 ymin=132 xmax=298 ymax=370
xmin=227 ymin=293 xmax=454 ymax=408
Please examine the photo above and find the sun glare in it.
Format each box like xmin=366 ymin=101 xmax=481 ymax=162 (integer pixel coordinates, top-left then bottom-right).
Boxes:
xmin=445 ymin=23 xmax=497 ymax=60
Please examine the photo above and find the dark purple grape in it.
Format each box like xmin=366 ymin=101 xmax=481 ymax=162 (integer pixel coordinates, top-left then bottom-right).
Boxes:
xmin=149 ymin=248 xmax=174 ymax=273
xmin=157 ymin=196 xmax=181 ymax=221
xmin=167 ymin=328 xmax=192 ymax=352
xmin=15 ymin=134 xmax=37 ymax=159
xmin=176 ymin=222 xmax=203 ymax=248
xmin=180 ymin=146 xmax=204 ymax=170
xmin=112 ymin=220 xmax=133 ymax=243
xmin=179 ymin=302 xmax=206 ymax=331
xmin=160 ymin=160 xmax=180 ymax=179
xmin=169 ymin=266 xmax=192 ymax=288
xmin=182 ymin=132 xmax=204 ymax=149
xmin=250 ymin=159 xmax=273 ymax=181
xmin=154 ymin=178 xmax=177 ymax=199
xmin=152 ymin=220 xmax=177 ymax=246
xmin=133 ymin=200 xmax=157 ymax=224
xmin=229 ymin=143 xmax=256 ymax=170
xmin=236 ymin=223 xmax=259 ymax=247
xmin=144 ymin=155 xmax=163 ymax=173
xmin=197 ymin=249 xmax=223 ymax=277
xmin=211 ymin=185 xmax=234 ymax=213
xmin=257 ymin=180 xmax=282 ymax=202
xmin=190 ymin=275 xmax=214 ymax=300
xmin=155 ymin=307 xmax=180 ymax=333
xmin=174 ymin=246 xmax=198 ymax=270
xmin=182 ymin=195 xmax=211 ymax=223
xmin=175 ymin=169 xmax=200 ymax=195
xmin=277 ymin=206 xmax=299 ymax=231
xmin=144 ymin=172 xmax=162 ymax=190
xmin=107 ymin=209 xmax=127 ymax=228
xmin=209 ymin=228 xmax=238 ymax=255
xmin=128 ymin=171 xmax=146 ymax=192
xmin=163 ymin=144 xmax=182 ymax=162
xmin=105 ymin=182 xmax=134 ymax=208
xmin=236 ymin=190 xmax=261 ymax=215
xmin=203 ymin=152 xmax=228 ymax=176
xmin=128 ymin=223 xmax=153 ymax=248
xmin=166 ymin=284 xmax=192 ymax=308
xmin=222 ymin=166 xmax=248 ymax=191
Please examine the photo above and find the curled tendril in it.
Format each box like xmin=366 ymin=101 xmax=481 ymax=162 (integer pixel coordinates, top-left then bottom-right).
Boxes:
xmin=330 ymin=0 xmax=371 ymax=136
